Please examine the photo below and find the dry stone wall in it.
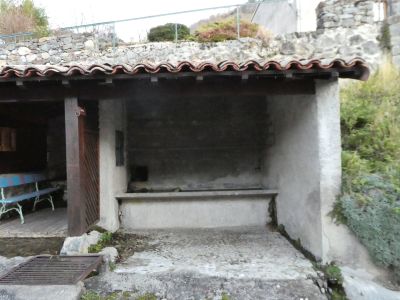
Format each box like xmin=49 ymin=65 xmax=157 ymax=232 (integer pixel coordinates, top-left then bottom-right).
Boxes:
xmin=317 ymin=0 xmax=375 ymax=29
xmin=388 ymin=0 xmax=400 ymax=66
xmin=0 ymin=0 xmax=385 ymax=70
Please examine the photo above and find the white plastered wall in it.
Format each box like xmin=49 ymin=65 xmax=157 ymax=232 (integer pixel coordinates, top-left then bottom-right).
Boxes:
xmin=98 ymin=98 xmax=128 ymax=232
xmin=264 ymin=79 xmax=388 ymax=278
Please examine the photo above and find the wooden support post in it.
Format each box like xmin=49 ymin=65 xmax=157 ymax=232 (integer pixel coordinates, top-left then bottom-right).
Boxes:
xmin=65 ymin=96 xmax=85 ymax=236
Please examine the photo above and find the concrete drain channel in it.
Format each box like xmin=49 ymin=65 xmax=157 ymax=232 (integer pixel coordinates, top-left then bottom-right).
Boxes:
xmin=0 ymin=255 xmax=102 ymax=285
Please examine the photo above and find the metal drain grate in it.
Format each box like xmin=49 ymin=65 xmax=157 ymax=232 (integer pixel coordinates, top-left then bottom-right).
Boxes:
xmin=0 ymin=255 xmax=102 ymax=285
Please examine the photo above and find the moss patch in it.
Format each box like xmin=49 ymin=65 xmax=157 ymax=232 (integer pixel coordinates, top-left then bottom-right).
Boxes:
xmin=87 ymin=231 xmax=151 ymax=262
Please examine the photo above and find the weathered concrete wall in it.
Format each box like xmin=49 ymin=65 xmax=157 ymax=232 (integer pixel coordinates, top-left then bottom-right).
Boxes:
xmin=263 ymin=90 xmax=323 ymax=257
xmin=252 ymin=0 xmax=298 ymax=35
xmin=120 ymin=195 xmax=272 ymax=229
xmin=264 ymin=80 xmax=389 ymax=278
xmin=316 ymin=80 xmax=389 ymax=278
xmin=98 ymin=99 xmax=127 ymax=232
xmin=126 ymin=95 xmax=271 ymax=191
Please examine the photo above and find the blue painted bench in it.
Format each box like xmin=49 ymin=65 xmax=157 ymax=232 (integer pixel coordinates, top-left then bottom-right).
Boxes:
xmin=0 ymin=173 xmax=59 ymax=224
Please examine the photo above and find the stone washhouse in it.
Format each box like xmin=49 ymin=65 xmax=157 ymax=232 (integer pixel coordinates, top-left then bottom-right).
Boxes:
xmin=0 ymin=49 xmax=375 ymax=270
xmin=1 ymin=0 xmax=400 ymax=290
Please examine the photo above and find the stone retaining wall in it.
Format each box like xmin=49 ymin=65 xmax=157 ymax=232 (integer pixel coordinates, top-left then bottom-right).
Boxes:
xmin=0 ymin=25 xmax=383 ymax=69
xmin=389 ymin=0 xmax=400 ymax=66
xmin=317 ymin=0 xmax=375 ymax=30
xmin=0 ymin=0 xmax=385 ymax=70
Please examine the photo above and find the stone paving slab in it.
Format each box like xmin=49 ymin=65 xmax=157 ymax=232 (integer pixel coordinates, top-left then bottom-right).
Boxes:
xmin=85 ymin=226 xmax=325 ymax=299
xmin=0 ymin=284 xmax=83 ymax=300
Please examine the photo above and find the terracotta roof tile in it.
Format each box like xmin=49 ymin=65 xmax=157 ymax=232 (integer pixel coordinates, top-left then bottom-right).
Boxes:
xmin=0 ymin=58 xmax=369 ymax=80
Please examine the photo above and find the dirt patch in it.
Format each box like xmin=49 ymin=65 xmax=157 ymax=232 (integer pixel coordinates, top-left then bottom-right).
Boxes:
xmin=98 ymin=232 xmax=153 ymax=262
xmin=0 ymin=238 xmax=64 ymax=257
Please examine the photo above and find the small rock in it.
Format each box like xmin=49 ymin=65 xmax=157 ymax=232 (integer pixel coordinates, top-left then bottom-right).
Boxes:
xmin=280 ymin=41 xmax=295 ymax=55
xmin=39 ymin=44 xmax=50 ymax=52
xmin=48 ymin=49 xmax=59 ymax=55
xmin=17 ymin=47 xmax=31 ymax=56
xmin=26 ymin=54 xmax=37 ymax=63
xmin=60 ymin=230 xmax=101 ymax=255
xmin=99 ymin=247 xmax=118 ymax=264
xmin=38 ymin=36 xmax=54 ymax=43
xmin=84 ymin=40 xmax=95 ymax=50
xmin=41 ymin=52 xmax=50 ymax=60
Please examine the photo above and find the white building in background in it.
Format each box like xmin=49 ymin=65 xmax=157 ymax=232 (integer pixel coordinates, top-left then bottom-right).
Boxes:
xmin=251 ymin=0 xmax=320 ymax=35
xmin=251 ymin=0 xmax=386 ymax=35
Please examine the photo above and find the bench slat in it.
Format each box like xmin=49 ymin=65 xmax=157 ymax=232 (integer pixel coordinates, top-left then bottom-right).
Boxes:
xmin=0 ymin=173 xmax=48 ymax=188
xmin=0 ymin=187 xmax=59 ymax=204
xmin=0 ymin=192 xmax=38 ymax=204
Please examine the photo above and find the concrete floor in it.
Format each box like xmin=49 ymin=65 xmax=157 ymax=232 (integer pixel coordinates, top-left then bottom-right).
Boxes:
xmin=85 ymin=227 xmax=325 ymax=299
xmin=0 ymin=208 xmax=67 ymax=238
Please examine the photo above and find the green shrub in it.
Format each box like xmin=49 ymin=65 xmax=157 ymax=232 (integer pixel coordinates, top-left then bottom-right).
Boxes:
xmin=0 ymin=0 xmax=49 ymax=36
xmin=337 ymin=63 xmax=400 ymax=281
xmin=147 ymin=23 xmax=190 ymax=42
xmin=195 ymin=17 xmax=259 ymax=42
xmin=340 ymin=174 xmax=400 ymax=279
xmin=341 ymin=63 xmax=400 ymax=174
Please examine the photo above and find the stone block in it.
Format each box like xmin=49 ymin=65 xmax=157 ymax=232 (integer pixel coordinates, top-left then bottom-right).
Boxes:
xmin=41 ymin=52 xmax=50 ymax=60
xmin=392 ymin=55 xmax=400 ymax=67
xmin=349 ymin=34 xmax=365 ymax=46
xmin=390 ymin=23 xmax=400 ymax=36
xmin=17 ymin=46 xmax=31 ymax=56
xmin=60 ymin=230 xmax=101 ymax=255
xmin=84 ymin=39 xmax=95 ymax=50
xmin=280 ymin=41 xmax=295 ymax=55
xmin=99 ymin=247 xmax=118 ymax=264
xmin=341 ymin=19 xmax=356 ymax=27
xmin=26 ymin=54 xmax=37 ymax=63
xmin=362 ymin=41 xmax=380 ymax=55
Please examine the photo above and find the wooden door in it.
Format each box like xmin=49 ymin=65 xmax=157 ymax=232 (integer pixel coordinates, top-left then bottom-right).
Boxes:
xmin=65 ymin=98 xmax=99 ymax=236
xmin=79 ymin=101 xmax=100 ymax=231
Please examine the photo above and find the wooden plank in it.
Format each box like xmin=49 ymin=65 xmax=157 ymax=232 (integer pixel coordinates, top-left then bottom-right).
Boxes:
xmin=64 ymin=96 xmax=85 ymax=236
xmin=0 ymin=78 xmax=316 ymax=102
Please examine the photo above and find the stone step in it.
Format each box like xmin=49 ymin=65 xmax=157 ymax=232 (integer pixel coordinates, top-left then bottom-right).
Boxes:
xmin=117 ymin=190 xmax=277 ymax=229
xmin=85 ymin=272 xmax=324 ymax=300
xmin=84 ymin=227 xmax=324 ymax=300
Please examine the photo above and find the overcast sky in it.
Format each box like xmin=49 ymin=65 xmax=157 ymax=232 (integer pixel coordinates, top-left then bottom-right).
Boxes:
xmin=34 ymin=0 xmax=320 ymax=41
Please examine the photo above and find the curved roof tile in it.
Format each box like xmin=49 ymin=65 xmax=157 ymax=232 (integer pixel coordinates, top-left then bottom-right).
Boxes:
xmin=0 ymin=58 xmax=369 ymax=80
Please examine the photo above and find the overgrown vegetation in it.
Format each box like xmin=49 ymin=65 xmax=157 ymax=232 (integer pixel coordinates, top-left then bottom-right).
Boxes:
xmin=147 ymin=17 xmax=271 ymax=44
xmin=323 ymin=264 xmax=344 ymax=286
xmin=81 ymin=291 xmax=156 ymax=300
xmin=313 ymin=263 xmax=347 ymax=300
xmin=195 ymin=17 xmax=260 ymax=42
xmin=334 ymin=62 xmax=400 ymax=281
xmin=87 ymin=231 xmax=150 ymax=262
xmin=147 ymin=23 xmax=190 ymax=42
xmin=0 ymin=0 xmax=48 ymax=36
xmin=221 ymin=293 xmax=231 ymax=300
xmin=88 ymin=232 xmax=113 ymax=253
